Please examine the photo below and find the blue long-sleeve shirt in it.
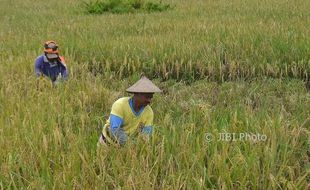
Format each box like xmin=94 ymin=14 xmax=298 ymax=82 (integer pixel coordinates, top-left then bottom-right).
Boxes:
xmin=34 ymin=55 xmax=68 ymax=82
xmin=109 ymin=114 xmax=153 ymax=145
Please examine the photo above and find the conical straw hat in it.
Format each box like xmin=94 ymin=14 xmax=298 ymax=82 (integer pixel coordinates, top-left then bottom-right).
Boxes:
xmin=126 ymin=76 xmax=162 ymax=93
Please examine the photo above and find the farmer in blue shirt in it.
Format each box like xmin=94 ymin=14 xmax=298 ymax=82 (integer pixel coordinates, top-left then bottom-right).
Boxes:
xmin=34 ymin=41 xmax=68 ymax=84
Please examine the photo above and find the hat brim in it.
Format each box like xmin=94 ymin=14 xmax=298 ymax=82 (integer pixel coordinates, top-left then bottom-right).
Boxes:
xmin=126 ymin=76 xmax=162 ymax=93
xmin=126 ymin=89 xmax=161 ymax=93
xmin=46 ymin=53 xmax=58 ymax=59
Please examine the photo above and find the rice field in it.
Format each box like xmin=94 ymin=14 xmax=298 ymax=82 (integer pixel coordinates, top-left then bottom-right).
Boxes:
xmin=0 ymin=0 xmax=309 ymax=189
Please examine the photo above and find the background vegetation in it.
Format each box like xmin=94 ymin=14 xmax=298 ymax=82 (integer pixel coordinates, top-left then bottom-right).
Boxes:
xmin=84 ymin=0 xmax=172 ymax=14
xmin=0 ymin=0 xmax=309 ymax=189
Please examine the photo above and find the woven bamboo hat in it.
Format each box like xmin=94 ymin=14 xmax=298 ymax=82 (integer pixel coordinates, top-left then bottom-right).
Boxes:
xmin=126 ymin=76 xmax=162 ymax=93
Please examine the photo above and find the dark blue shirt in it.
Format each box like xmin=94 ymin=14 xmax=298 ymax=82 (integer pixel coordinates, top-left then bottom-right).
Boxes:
xmin=34 ymin=55 xmax=68 ymax=82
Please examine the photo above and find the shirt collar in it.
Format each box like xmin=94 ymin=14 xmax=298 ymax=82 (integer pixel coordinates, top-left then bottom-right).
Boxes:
xmin=129 ymin=97 xmax=144 ymax=117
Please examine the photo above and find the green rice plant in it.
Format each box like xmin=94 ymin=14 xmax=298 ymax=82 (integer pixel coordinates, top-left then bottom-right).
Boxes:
xmin=84 ymin=0 xmax=131 ymax=14
xmin=84 ymin=0 xmax=172 ymax=14
xmin=144 ymin=1 xmax=172 ymax=12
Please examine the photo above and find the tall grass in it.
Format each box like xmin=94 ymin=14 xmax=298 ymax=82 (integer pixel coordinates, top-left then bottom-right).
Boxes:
xmin=1 ymin=0 xmax=310 ymax=81
xmin=0 ymin=0 xmax=309 ymax=189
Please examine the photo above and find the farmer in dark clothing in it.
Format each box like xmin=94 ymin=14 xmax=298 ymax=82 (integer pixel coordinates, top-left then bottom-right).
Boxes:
xmin=34 ymin=41 xmax=68 ymax=84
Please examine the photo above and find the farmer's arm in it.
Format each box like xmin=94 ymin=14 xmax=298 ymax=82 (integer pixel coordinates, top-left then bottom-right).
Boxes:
xmin=141 ymin=109 xmax=154 ymax=135
xmin=60 ymin=69 xmax=68 ymax=80
xmin=59 ymin=56 xmax=68 ymax=79
xmin=34 ymin=56 xmax=43 ymax=77
xmin=109 ymin=100 xmax=127 ymax=145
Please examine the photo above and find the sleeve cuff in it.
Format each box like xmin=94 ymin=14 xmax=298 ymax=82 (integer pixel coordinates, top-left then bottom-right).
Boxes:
xmin=141 ymin=126 xmax=153 ymax=135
